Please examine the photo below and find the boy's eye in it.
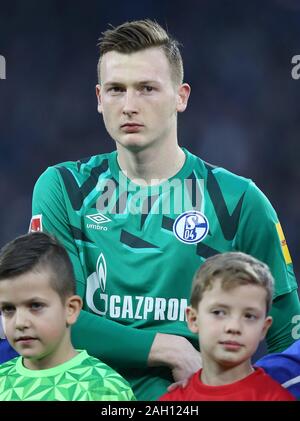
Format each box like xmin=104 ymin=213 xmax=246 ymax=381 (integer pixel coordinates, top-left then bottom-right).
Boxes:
xmin=1 ymin=305 xmax=15 ymax=315
xmin=30 ymin=302 xmax=44 ymax=310
xmin=245 ymin=313 xmax=257 ymax=320
xmin=211 ymin=309 xmax=226 ymax=316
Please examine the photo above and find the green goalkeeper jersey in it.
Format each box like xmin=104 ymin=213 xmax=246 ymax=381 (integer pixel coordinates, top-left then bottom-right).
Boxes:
xmin=31 ymin=148 xmax=300 ymax=400
xmin=0 ymin=350 xmax=135 ymax=401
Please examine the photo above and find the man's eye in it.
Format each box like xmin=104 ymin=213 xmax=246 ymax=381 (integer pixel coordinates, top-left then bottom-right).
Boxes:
xmin=142 ymin=86 xmax=153 ymax=92
xmin=108 ymin=87 xmax=123 ymax=93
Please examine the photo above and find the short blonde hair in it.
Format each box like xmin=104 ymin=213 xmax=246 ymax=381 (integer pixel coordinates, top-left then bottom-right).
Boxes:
xmin=191 ymin=252 xmax=274 ymax=314
xmin=97 ymin=19 xmax=183 ymax=86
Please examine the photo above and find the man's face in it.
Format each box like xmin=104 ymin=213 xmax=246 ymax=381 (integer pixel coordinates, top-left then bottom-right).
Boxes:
xmin=96 ymin=47 xmax=189 ymax=152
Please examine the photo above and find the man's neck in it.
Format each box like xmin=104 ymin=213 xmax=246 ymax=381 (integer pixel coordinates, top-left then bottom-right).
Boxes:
xmin=200 ymin=357 xmax=254 ymax=386
xmin=116 ymin=143 xmax=186 ymax=186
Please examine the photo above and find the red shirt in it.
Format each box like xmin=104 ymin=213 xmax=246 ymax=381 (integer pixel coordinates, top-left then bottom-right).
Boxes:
xmin=159 ymin=367 xmax=295 ymax=401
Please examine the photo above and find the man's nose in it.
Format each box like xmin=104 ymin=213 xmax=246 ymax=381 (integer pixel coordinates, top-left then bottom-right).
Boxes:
xmin=122 ymin=90 xmax=138 ymax=115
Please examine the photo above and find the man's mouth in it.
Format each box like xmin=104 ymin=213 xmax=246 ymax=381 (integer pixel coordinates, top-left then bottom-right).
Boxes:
xmin=121 ymin=123 xmax=143 ymax=133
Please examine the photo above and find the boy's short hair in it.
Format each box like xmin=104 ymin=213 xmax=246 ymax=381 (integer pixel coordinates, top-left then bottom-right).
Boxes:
xmin=97 ymin=19 xmax=183 ymax=86
xmin=191 ymin=252 xmax=274 ymax=314
xmin=0 ymin=232 xmax=76 ymax=302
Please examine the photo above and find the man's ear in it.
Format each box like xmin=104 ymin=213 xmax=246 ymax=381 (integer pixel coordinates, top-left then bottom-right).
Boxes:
xmin=65 ymin=295 xmax=83 ymax=327
xmin=176 ymin=83 xmax=191 ymax=113
xmin=186 ymin=306 xmax=199 ymax=334
xmin=260 ymin=316 xmax=273 ymax=341
xmin=96 ymin=84 xmax=102 ymax=114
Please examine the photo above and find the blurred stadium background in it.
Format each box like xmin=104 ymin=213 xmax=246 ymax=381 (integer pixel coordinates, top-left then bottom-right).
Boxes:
xmin=0 ymin=0 xmax=299 ymax=288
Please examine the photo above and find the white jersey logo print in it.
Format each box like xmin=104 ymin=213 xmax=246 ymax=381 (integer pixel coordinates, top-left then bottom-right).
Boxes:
xmin=85 ymin=253 xmax=188 ymax=321
xmin=86 ymin=253 xmax=107 ymax=315
xmin=86 ymin=213 xmax=111 ymax=224
xmin=97 ymin=253 xmax=107 ymax=292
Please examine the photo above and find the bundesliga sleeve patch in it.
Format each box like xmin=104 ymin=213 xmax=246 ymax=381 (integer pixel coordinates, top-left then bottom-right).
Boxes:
xmin=29 ymin=214 xmax=43 ymax=232
xmin=275 ymin=222 xmax=292 ymax=265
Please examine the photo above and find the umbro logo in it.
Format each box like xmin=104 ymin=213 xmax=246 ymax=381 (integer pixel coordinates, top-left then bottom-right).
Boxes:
xmin=86 ymin=213 xmax=111 ymax=231
xmin=85 ymin=213 xmax=111 ymax=231
xmin=86 ymin=213 xmax=111 ymax=224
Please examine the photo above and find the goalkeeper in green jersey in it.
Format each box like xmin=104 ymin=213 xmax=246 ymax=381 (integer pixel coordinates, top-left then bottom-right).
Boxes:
xmin=0 ymin=233 xmax=135 ymax=401
xmin=30 ymin=20 xmax=300 ymax=400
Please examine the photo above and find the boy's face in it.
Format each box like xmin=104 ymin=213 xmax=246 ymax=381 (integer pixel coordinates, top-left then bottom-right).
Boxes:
xmin=0 ymin=270 xmax=81 ymax=369
xmin=186 ymin=278 xmax=272 ymax=370
xmin=96 ymin=47 xmax=190 ymax=152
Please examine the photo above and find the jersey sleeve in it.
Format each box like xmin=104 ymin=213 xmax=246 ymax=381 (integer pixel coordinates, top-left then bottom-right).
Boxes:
xmin=236 ymin=181 xmax=300 ymax=353
xmin=256 ymin=339 xmax=300 ymax=399
xmin=32 ymin=166 xmax=156 ymax=369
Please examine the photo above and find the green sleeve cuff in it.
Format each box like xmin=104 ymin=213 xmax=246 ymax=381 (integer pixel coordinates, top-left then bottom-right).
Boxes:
xmin=72 ymin=309 xmax=156 ymax=369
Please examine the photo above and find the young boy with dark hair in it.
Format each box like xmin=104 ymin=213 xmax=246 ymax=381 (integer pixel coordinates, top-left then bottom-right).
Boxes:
xmin=0 ymin=232 xmax=135 ymax=401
